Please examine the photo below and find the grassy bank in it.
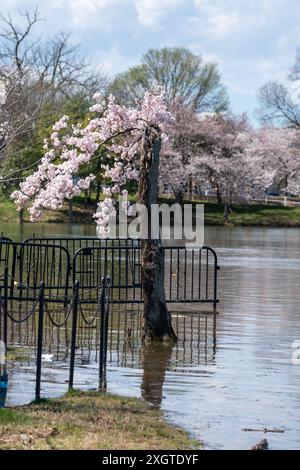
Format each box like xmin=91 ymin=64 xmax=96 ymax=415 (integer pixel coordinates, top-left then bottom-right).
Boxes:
xmin=0 ymin=390 xmax=199 ymax=450
xmin=1 ymin=195 xmax=300 ymax=227
xmin=0 ymin=196 xmax=95 ymax=224
xmin=201 ymin=200 xmax=300 ymax=226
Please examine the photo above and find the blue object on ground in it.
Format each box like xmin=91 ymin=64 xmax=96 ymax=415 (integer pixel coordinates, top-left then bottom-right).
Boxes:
xmin=0 ymin=373 xmax=8 ymax=408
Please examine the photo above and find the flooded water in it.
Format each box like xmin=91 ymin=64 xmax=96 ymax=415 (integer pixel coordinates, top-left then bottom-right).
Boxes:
xmin=2 ymin=223 xmax=300 ymax=450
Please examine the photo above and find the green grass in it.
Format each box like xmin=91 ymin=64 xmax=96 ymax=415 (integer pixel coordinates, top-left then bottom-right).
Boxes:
xmin=0 ymin=195 xmax=96 ymax=224
xmin=202 ymin=200 xmax=300 ymax=226
xmin=0 ymin=409 xmax=34 ymax=425
xmin=0 ymin=390 xmax=200 ymax=450
xmin=158 ymin=195 xmax=300 ymax=226
xmin=0 ymin=197 xmax=20 ymax=223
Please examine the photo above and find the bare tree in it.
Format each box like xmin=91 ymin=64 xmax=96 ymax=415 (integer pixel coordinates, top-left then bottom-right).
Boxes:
xmin=257 ymin=81 xmax=300 ymax=128
xmin=0 ymin=8 xmax=106 ymax=185
xmin=290 ymin=47 xmax=300 ymax=82
xmin=258 ymin=49 xmax=300 ymax=128
xmin=0 ymin=8 xmax=105 ymax=99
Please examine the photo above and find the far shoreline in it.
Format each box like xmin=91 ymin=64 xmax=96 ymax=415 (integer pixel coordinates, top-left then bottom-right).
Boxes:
xmin=1 ymin=195 xmax=300 ymax=228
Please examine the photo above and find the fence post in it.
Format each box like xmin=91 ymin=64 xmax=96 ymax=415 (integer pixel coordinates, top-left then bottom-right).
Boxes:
xmin=35 ymin=282 xmax=45 ymax=401
xmin=99 ymin=276 xmax=110 ymax=390
xmin=103 ymin=276 xmax=111 ymax=381
xmin=69 ymin=280 xmax=79 ymax=390
xmin=99 ymin=277 xmax=106 ymax=390
xmin=213 ymin=255 xmax=220 ymax=312
xmin=3 ymin=267 xmax=8 ymax=350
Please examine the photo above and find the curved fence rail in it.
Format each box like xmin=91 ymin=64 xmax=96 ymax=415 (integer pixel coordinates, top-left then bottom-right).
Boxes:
xmin=0 ymin=241 xmax=71 ymax=302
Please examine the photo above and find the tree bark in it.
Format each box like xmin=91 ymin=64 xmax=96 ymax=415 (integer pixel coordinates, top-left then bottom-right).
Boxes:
xmin=68 ymin=200 xmax=73 ymax=223
xmin=175 ymin=191 xmax=184 ymax=206
xmin=138 ymin=126 xmax=177 ymax=342
xmin=223 ymin=202 xmax=233 ymax=224
xmin=19 ymin=208 xmax=24 ymax=224
xmin=96 ymin=180 xmax=101 ymax=203
xmin=216 ymin=184 xmax=222 ymax=204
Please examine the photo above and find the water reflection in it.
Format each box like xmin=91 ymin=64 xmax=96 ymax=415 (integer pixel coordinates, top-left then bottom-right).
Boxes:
xmin=3 ymin=304 xmax=217 ymax=399
xmin=4 ymin=303 xmax=217 ymax=368
xmin=141 ymin=342 xmax=174 ymax=407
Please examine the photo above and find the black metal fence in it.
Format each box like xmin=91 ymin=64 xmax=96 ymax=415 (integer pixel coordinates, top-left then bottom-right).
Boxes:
xmin=72 ymin=244 xmax=219 ymax=307
xmin=0 ymin=235 xmax=219 ymax=340
xmin=0 ymin=241 xmax=71 ymax=303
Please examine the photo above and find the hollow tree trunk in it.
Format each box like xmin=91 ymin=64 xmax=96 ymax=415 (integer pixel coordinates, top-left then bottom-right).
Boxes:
xmin=138 ymin=126 xmax=177 ymax=342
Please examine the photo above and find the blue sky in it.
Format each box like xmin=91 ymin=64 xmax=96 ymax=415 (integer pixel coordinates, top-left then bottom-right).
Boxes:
xmin=1 ymin=0 xmax=299 ymax=122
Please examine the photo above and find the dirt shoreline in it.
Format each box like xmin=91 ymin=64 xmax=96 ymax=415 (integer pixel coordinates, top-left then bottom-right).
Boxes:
xmin=0 ymin=390 xmax=200 ymax=450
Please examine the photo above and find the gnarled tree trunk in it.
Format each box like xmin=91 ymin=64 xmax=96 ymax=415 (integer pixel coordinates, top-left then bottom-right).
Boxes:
xmin=138 ymin=126 xmax=176 ymax=342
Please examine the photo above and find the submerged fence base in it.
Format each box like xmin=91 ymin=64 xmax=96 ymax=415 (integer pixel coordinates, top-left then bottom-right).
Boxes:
xmin=0 ymin=270 xmax=111 ymax=402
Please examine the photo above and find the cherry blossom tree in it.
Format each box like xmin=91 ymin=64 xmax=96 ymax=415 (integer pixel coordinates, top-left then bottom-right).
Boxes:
xmin=190 ymin=114 xmax=249 ymax=220
xmin=238 ymin=127 xmax=300 ymax=196
xmin=11 ymin=89 xmax=176 ymax=342
xmin=159 ymin=103 xmax=200 ymax=204
xmin=159 ymin=105 xmax=300 ymax=223
xmin=189 ymin=115 xmax=299 ymax=222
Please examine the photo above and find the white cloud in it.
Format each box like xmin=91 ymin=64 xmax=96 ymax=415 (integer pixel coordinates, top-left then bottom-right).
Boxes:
xmin=57 ymin=0 xmax=184 ymax=30
xmin=134 ymin=0 xmax=183 ymax=27
xmin=209 ymin=11 xmax=238 ymax=36
xmin=190 ymin=0 xmax=286 ymax=38
xmin=187 ymin=2 xmax=241 ymax=37
xmin=68 ymin=0 xmax=120 ymax=29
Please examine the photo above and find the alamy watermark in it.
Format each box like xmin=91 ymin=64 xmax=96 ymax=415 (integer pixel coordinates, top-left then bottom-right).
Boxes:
xmin=96 ymin=195 xmax=204 ymax=248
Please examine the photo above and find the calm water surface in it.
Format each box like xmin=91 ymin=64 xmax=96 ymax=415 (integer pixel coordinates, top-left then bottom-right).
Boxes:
xmin=2 ymin=222 xmax=300 ymax=450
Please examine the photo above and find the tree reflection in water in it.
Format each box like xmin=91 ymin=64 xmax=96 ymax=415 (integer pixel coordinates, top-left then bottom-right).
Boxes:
xmin=140 ymin=342 xmax=174 ymax=407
